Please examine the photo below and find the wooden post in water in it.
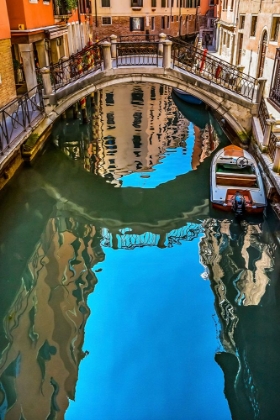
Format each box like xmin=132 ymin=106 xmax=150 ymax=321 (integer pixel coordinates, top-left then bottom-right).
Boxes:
xmin=73 ymin=102 xmax=79 ymax=119
xmin=80 ymin=97 xmax=89 ymax=124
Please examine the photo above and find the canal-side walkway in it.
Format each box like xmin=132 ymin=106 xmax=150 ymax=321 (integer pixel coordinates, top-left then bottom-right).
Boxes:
xmin=0 ymin=87 xmax=45 ymax=184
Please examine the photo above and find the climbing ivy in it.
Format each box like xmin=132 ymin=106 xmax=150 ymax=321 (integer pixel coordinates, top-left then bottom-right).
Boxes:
xmin=64 ymin=0 xmax=78 ymax=11
xmin=55 ymin=0 xmax=78 ymax=12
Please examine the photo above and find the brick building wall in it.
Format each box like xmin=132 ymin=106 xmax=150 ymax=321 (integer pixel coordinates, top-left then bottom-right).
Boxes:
xmin=0 ymin=39 xmax=16 ymax=108
xmin=92 ymin=14 xmax=197 ymax=40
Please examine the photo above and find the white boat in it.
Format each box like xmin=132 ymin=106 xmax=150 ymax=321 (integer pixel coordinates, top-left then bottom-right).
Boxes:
xmin=210 ymin=144 xmax=267 ymax=215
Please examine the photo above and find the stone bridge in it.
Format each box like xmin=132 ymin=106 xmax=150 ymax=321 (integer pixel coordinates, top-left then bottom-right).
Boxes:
xmin=37 ymin=36 xmax=265 ymax=145
xmin=0 ymin=36 xmax=268 ymax=188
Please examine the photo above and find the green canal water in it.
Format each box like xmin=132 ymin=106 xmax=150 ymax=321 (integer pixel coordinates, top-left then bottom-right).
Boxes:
xmin=0 ymin=83 xmax=280 ymax=420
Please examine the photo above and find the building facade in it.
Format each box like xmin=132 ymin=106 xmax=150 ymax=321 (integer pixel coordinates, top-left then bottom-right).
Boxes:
xmin=5 ymin=0 xmax=91 ymax=95
xmin=91 ymin=0 xmax=201 ymax=41
xmin=215 ymin=0 xmax=280 ymax=105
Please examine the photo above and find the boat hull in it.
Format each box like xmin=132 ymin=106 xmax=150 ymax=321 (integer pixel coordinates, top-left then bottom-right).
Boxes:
xmin=173 ymin=88 xmax=203 ymax=105
xmin=212 ymin=203 xmax=265 ymax=214
xmin=210 ymin=145 xmax=267 ymax=216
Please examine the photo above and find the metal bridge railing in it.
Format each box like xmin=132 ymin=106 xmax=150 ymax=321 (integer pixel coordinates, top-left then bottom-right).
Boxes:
xmin=115 ymin=42 xmax=160 ymax=67
xmin=37 ymin=35 xmax=259 ymax=101
xmin=0 ymin=85 xmax=44 ymax=155
xmin=118 ymin=34 xmax=159 ymax=43
xmin=45 ymin=44 xmax=103 ymax=92
xmin=171 ymin=40 xmax=258 ymax=101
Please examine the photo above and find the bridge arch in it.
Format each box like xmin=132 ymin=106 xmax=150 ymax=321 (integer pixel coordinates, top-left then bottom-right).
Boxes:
xmin=40 ymin=66 xmax=258 ymax=146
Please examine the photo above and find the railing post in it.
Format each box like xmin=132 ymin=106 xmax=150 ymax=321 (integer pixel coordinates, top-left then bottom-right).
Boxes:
xmin=61 ymin=56 xmax=70 ymax=82
xmin=110 ymin=34 xmax=118 ymax=59
xmin=40 ymin=67 xmax=53 ymax=111
xmin=158 ymin=33 xmax=166 ymax=56
xmin=101 ymin=41 xmax=112 ymax=70
xmin=263 ymin=119 xmax=276 ymax=147
xmin=273 ymin=142 xmax=280 ymax=172
xmin=40 ymin=67 xmax=52 ymax=96
xmin=234 ymin=64 xmax=245 ymax=93
xmin=163 ymin=40 xmax=172 ymax=69
xmin=254 ymin=77 xmax=267 ymax=104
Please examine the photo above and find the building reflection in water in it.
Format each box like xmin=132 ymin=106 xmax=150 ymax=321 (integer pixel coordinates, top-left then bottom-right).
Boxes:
xmin=0 ymin=206 xmax=205 ymax=419
xmin=53 ymin=83 xmax=220 ymax=186
xmin=0 ymin=215 xmax=105 ymax=419
xmin=199 ymin=217 xmax=277 ymax=419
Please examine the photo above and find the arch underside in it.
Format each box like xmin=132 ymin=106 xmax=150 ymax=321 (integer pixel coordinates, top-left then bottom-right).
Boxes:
xmin=48 ymin=67 xmax=255 ymax=141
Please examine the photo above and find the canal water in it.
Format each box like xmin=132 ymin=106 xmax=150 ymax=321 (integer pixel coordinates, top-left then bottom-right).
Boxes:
xmin=1 ymin=83 xmax=280 ymax=420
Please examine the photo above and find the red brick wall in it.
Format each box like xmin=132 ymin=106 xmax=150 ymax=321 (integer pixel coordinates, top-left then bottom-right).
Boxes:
xmin=92 ymin=14 xmax=197 ymax=40
xmin=0 ymin=39 xmax=17 ymax=108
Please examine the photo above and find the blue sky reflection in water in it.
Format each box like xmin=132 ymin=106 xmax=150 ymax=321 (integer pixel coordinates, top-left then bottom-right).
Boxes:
xmin=120 ymin=125 xmax=195 ymax=188
xmin=64 ymin=84 xmax=231 ymax=419
xmin=67 ymin=241 xmax=231 ymax=420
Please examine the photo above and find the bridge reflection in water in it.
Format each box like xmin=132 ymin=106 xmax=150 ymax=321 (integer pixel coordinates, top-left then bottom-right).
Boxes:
xmin=0 ymin=83 xmax=280 ymax=420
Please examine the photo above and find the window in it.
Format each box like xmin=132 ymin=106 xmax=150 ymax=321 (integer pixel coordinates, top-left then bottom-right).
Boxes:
xmin=102 ymin=16 xmax=112 ymax=25
xmin=101 ymin=0 xmax=110 ymax=6
xmin=130 ymin=17 xmax=144 ymax=31
xmin=167 ymin=16 xmax=170 ymax=28
xmin=239 ymin=15 xmax=245 ymax=29
xmin=151 ymin=16 xmax=155 ymax=30
xmin=151 ymin=0 xmax=156 ymax=6
xmin=271 ymin=16 xmax=280 ymax=42
xmin=161 ymin=16 xmax=165 ymax=28
xmin=79 ymin=0 xmax=91 ymax=13
xmin=131 ymin=0 xmax=143 ymax=6
xmin=161 ymin=0 xmax=167 ymax=7
xmin=250 ymin=15 xmax=258 ymax=37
